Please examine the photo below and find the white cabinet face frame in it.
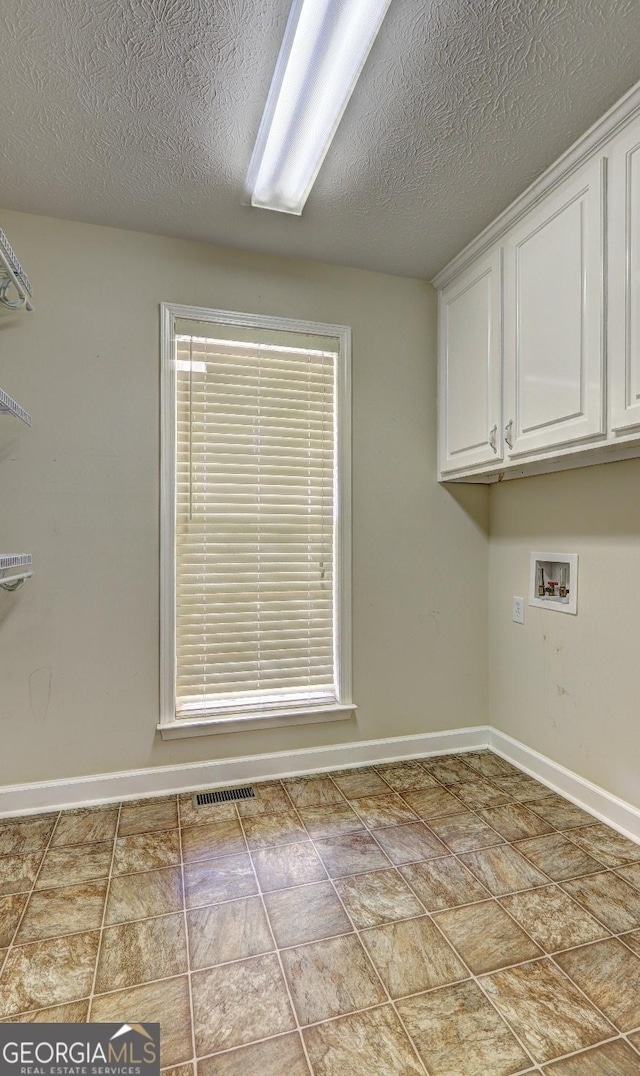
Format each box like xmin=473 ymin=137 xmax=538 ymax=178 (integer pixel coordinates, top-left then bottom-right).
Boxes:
xmin=438 ymin=246 xmax=503 ymax=476
xmin=504 ymin=156 xmax=606 ymax=458
xmin=609 ymin=117 xmax=640 ymax=434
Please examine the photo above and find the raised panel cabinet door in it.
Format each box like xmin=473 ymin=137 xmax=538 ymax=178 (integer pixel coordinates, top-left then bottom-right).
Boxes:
xmin=609 ymin=116 xmax=640 ymax=434
xmin=504 ymin=156 xmax=606 ymax=457
xmin=438 ymin=247 xmax=503 ymax=476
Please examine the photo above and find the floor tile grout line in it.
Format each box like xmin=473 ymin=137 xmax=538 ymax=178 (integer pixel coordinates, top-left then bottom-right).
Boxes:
xmin=615 ymin=932 xmax=640 ymax=962
xmin=90 ymin=972 xmax=200 ymax=1004
xmin=317 ymin=760 xmax=640 ymax=1065
xmin=2 ymin=859 xmax=182 ymax=895
xmin=302 ymin=773 xmax=608 ymax=866
xmin=301 ymin=846 xmax=432 ymax=1074
xmin=349 ymin=801 xmax=422 ymax=830
xmin=316 ymin=826 xmax=436 ymax=1063
xmin=0 ymin=809 xmax=61 ymax=852
xmin=87 ymin=799 xmax=123 ymax=1013
xmin=622 ymin=1030 xmax=640 ymax=1058
xmin=448 ymin=841 xmax=558 ymax=891
xmin=465 ymin=815 xmax=558 ymax=847
xmin=237 ymin=809 xmax=316 ymax=1076
xmin=102 ymin=861 xmax=185 ymax=912
xmin=524 ymin=1032 xmax=636 ymax=1070
xmin=0 ymin=809 xmax=62 ymax=977
xmin=175 ymin=793 xmax=198 ymax=1071
xmin=611 ymin=864 xmax=640 ymax=896
xmin=7 ymin=910 xmax=199 ymax=951
xmin=0 ymin=890 xmax=636 ymax=1050
xmin=282 ymin=775 xmax=349 ymax=814
xmin=400 ymin=789 xmax=562 ymax=831
xmin=58 ymin=896 xmax=639 ymax=998
xmin=449 ymin=834 xmax=640 ymax=1041
xmin=3 ymin=989 xmax=93 ymax=1022
xmin=194 ymin=1000 xmax=423 ymax=1066
xmin=6 ymin=873 xmax=639 ymax=1022
xmin=176 ymin=798 xmax=603 ymax=849
xmin=293 ymin=782 xmax=556 ymax=1075
xmin=553 ymin=872 xmax=640 ymax=934
xmin=373 ymin=830 xmax=503 ymax=868
xmin=401 ymin=807 xmax=640 ymax=899
xmin=3 ymin=841 xmax=637 ymax=939
xmin=13 ymin=889 xmax=621 ymax=991
xmin=425 ymin=766 xmax=557 ymax=812
xmin=10 ymin=960 xmax=640 ymax=1065
xmin=4 ymin=808 xmax=634 ymax=945
xmin=136 ymin=793 xmax=599 ymax=843
xmin=416 ymin=893 xmax=540 ymax=1070
xmin=546 ymin=948 xmax=633 ymax=1039
xmin=2 ymin=752 xmax=639 ymax=1052
xmin=0 ymin=788 xmax=621 ymax=873
xmin=368 ymin=809 xmax=512 ymax=857
xmin=4 ymin=830 xmax=185 ymax=946
xmin=493 ymin=885 xmax=615 ymax=955
xmin=560 ymin=823 xmax=640 ymax=870
xmin=511 ymin=833 xmax=607 ymax=873
xmin=476 ymin=886 xmax=625 ymax=1043
xmin=0 ymin=813 xmax=114 ymax=856
xmin=265 ymin=780 xmax=434 ymax=1075
xmin=115 ymin=823 xmax=180 ymax=842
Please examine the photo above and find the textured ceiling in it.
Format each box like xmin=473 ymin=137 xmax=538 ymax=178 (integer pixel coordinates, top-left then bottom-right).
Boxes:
xmin=1 ymin=0 xmax=639 ymax=278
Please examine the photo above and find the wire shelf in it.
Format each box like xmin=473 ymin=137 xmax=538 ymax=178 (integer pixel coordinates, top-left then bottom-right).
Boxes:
xmin=0 ymin=554 xmax=33 ymax=590
xmin=0 ymin=228 xmax=33 ymax=311
xmin=0 ymin=387 xmax=31 ymax=425
xmin=0 ymin=554 xmax=32 ymax=570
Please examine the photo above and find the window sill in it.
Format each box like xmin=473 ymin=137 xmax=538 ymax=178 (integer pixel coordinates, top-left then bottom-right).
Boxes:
xmin=156 ymin=704 xmax=357 ymax=740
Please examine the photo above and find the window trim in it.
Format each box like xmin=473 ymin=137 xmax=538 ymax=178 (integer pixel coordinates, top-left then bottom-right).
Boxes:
xmin=158 ymin=302 xmax=354 ymax=740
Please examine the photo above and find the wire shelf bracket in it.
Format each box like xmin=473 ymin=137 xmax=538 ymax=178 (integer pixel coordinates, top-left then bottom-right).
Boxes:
xmin=0 ymin=554 xmax=33 ymax=591
xmin=0 ymin=388 xmax=31 ymax=425
xmin=0 ymin=229 xmax=33 ymax=312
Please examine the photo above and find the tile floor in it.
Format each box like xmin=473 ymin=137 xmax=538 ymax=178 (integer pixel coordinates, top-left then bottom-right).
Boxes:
xmin=1 ymin=751 xmax=640 ymax=1073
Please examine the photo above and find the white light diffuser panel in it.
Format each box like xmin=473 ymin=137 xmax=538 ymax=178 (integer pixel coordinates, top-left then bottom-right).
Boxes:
xmin=247 ymin=0 xmax=393 ymax=215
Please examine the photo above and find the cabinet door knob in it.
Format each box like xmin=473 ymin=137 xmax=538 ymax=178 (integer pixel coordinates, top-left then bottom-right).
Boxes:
xmin=505 ymin=419 xmax=513 ymax=450
xmin=489 ymin=425 xmax=498 ymax=452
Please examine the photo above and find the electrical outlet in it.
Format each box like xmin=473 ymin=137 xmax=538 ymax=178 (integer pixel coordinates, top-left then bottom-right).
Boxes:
xmin=512 ymin=596 xmax=525 ymax=624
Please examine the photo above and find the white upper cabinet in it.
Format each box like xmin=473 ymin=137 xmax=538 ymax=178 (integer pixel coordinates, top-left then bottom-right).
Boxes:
xmin=435 ymin=84 xmax=640 ymax=482
xmin=609 ymin=116 xmax=640 ymax=434
xmin=503 ymin=156 xmax=606 ymax=458
xmin=438 ymin=247 xmax=502 ymax=475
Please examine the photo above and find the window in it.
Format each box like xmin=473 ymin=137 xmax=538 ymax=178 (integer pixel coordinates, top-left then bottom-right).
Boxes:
xmin=159 ymin=304 xmax=353 ymax=738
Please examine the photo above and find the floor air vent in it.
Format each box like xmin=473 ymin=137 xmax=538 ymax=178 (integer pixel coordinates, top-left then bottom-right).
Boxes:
xmin=192 ymin=786 xmax=256 ymax=807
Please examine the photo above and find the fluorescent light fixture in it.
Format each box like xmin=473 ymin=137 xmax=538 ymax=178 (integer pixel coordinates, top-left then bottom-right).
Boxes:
xmin=246 ymin=0 xmax=393 ymax=215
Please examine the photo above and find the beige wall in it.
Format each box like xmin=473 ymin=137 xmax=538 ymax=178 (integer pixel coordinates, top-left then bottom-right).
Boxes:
xmin=5 ymin=207 xmax=635 ymax=807
xmin=0 ymin=208 xmax=489 ymax=786
xmin=489 ymin=460 xmax=640 ymax=808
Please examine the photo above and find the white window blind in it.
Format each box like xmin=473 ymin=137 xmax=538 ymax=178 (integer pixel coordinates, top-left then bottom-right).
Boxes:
xmin=174 ymin=326 xmax=339 ymax=720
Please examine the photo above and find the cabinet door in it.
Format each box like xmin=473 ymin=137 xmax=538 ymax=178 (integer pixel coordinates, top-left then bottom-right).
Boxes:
xmin=438 ymin=248 xmax=503 ymax=475
xmin=609 ymin=117 xmax=640 ymax=434
xmin=503 ymin=157 xmax=606 ymax=457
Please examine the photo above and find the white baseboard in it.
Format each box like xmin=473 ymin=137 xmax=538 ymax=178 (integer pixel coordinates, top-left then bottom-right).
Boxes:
xmin=489 ymin=728 xmax=640 ymax=844
xmin=2 ymin=724 xmax=640 ymax=846
xmin=0 ymin=725 xmax=489 ymax=818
